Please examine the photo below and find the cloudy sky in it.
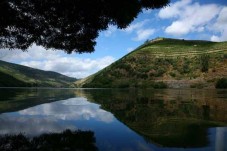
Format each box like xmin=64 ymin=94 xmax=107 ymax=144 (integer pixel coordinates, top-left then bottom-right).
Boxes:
xmin=1 ymin=0 xmax=227 ymax=79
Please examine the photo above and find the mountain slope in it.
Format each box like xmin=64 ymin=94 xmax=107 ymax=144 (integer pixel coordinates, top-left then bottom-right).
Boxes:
xmin=0 ymin=60 xmax=77 ymax=87
xmin=76 ymin=38 xmax=227 ymax=88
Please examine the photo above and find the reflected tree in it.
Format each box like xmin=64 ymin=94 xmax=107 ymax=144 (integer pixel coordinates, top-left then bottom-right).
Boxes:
xmin=0 ymin=129 xmax=98 ymax=151
xmin=75 ymin=89 xmax=227 ymax=148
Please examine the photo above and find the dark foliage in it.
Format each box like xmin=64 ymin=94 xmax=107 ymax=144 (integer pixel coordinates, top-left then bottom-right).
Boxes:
xmin=0 ymin=0 xmax=169 ymax=53
xmin=0 ymin=130 xmax=98 ymax=151
xmin=216 ymin=78 xmax=227 ymax=89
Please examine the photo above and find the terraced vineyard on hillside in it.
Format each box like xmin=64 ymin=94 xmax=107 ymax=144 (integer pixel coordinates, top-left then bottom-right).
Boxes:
xmin=76 ymin=38 xmax=227 ymax=88
xmin=129 ymin=38 xmax=227 ymax=58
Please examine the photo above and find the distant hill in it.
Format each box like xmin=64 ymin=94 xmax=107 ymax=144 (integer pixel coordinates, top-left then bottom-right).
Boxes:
xmin=0 ymin=60 xmax=77 ymax=87
xmin=76 ymin=38 xmax=227 ymax=88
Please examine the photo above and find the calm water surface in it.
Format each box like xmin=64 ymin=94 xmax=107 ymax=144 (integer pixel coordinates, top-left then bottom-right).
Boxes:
xmin=0 ymin=88 xmax=227 ymax=151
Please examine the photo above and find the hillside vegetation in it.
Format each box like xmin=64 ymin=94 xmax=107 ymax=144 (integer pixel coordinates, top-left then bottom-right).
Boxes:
xmin=77 ymin=38 xmax=227 ymax=88
xmin=0 ymin=60 xmax=77 ymax=87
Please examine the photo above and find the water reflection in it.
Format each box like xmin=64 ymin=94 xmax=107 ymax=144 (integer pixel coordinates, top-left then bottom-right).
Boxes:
xmin=0 ymin=129 xmax=98 ymax=151
xmin=0 ymin=88 xmax=75 ymax=113
xmin=19 ymin=98 xmax=114 ymax=123
xmin=215 ymin=128 xmax=227 ymax=151
xmin=0 ymin=115 xmax=76 ymax=135
xmin=0 ymin=88 xmax=227 ymax=151
xmin=0 ymin=97 xmax=114 ymax=136
xmin=75 ymin=89 xmax=227 ymax=149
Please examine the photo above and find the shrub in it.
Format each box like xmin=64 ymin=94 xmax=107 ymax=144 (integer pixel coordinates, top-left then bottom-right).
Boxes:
xmin=179 ymin=64 xmax=190 ymax=74
xmin=169 ymin=72 xmax=176 ymax=77
xmin=154 ymin=58 xmax=163 ymax=65
xmin=216 ymin=78 xmax=227 ymax=89
xmin=181 ymin=59 xmax=191 ymax=74
xmin=155 ymin=68 xmax=166 ymax=77
xmin=140 ymin=73 xmax=148 ymax=79
xmin=200 ymin=54 xmax=210 ymax=72
xmin=139 ymin=67 xmax=150 ymax=73
xmin=164 ymin=58 xmax=175 ymax=65
xmin=223 ymin=54 xmax=227 ymax=59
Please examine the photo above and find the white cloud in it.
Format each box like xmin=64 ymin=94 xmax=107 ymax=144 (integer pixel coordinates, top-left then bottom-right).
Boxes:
xmin=124 ymin=19 xmax=150 ymax=33
xmin=165 ymin=21 xmax=191 ymax=35
xmin=210 ymin=7 xmax=227 ymax=41
xmin=159 ymin=0 xmax=221 ymax=36
xmin=133 ymin=29 xmax=155 ymax=41
xmin=0 ymin=45 xmax=60 ymax=61
xmin=159 ymin=0 xmax=192 ymax=19
xmin=214 ymin=7 xmax=227 ymax=30
xmin=211 ymin=35 xmax=221 ymax=42
xmin=20 ymin=56 xmax=115 ymax=79
xmin=122 ymin=19 xmax=155 ymax=41
xmin=211 ymin=30 xmax=227 ymax=42
xmin=0 ymin=45 xmax=115 ymax=78
xmin=103 ymin=25 xmax=117 ymax=37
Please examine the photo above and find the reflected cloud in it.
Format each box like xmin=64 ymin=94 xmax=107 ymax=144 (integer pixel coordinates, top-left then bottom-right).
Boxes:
xmin=19 ymin=97 xmax=114 ymax=123
xmin=0 ymin=97 xmax=114 ymax=136
xmin=0 ymin=115 xmax=76 ymax=136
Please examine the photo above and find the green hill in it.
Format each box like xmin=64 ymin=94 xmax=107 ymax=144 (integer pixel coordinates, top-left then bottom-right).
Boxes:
xmin=0 ymin=60 xmax=77 ymax=87
xmin=76 ymin=38 xmax=227 ymax=88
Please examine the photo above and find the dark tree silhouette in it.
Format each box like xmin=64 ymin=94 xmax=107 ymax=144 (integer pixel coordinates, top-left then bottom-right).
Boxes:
xmin=0 ymin=130 xmax=98 ymax=151
xmin=0 ymin=0 xmax=169 ymax=53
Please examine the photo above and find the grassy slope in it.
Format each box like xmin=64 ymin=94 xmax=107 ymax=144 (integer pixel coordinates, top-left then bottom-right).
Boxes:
xmin=77 ymin=38 xmax=227 ymax=88
xmin=0 ymin=60 xmax=77 ymax=87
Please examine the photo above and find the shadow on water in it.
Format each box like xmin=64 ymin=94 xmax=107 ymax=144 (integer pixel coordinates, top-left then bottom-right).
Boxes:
xmin=74 ymin=89 xmax=227 ymax=148
xmin=0 ymin=129 xmax=98 ymax=151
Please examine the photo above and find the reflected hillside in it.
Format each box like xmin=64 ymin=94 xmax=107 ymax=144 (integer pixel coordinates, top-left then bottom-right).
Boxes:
xmin=0 ymin=88 xmax=76 ymax=113
xmin=74 ymin=89 xmax=227 ymax=148
xmin=0 ymin=129 xmax=98 ymax=151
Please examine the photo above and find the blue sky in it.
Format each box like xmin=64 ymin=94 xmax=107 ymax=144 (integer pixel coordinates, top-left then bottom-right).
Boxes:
xmin=1 ymin=0 xmax=227 ymax=78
